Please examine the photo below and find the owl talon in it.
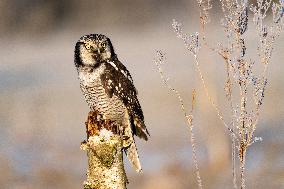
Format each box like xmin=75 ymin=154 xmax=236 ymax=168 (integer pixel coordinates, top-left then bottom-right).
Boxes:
xmin=81 ymin=140 xmax=87 ymax=145
xmin=123 ymin=136 xmax=130 ymax=140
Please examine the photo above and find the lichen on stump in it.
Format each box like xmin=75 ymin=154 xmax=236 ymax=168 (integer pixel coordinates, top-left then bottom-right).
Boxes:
xmin=81 ymin=111 xmax=127 ymax=189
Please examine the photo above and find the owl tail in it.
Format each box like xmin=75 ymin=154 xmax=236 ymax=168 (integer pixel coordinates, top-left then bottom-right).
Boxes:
xmin=123 ymin=137 xmax=142 ymax=173
xmin=123 ymin=116 xmax=143 ymax=173
xmin=133 ymin=116 xmax=149 ymax=141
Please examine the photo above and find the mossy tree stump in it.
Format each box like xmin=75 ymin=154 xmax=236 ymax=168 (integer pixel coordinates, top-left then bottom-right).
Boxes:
xmin=81 ymin=111 xmax=127 ymax=189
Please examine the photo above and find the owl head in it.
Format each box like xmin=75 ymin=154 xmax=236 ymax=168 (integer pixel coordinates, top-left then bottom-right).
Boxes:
xmin=75 ymin=34 xmax=115 ymax=67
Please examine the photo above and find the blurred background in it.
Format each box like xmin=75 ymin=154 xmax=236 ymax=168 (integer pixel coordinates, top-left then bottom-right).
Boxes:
xmin=0 ymin=0 xmax=283 ymax=188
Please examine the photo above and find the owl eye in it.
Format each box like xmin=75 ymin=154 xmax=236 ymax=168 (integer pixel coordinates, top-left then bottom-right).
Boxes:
xmin=85 ymin=45 xmax=91 ymax=50
xmin=101 ymin=42 xmax=107 ymax=48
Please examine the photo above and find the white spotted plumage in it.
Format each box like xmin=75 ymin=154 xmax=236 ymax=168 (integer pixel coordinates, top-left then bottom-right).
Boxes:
xmin=109 ymin=61 xmax=119 ymax=71
xmin=107 ymin=60 xmax=133 ymax=82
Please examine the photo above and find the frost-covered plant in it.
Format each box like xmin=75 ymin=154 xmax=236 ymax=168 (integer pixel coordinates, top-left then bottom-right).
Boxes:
xmin=154 ymin=51 xmax=203 ymax=189
xmin=155 ymin=0 xmax=284 ymax=188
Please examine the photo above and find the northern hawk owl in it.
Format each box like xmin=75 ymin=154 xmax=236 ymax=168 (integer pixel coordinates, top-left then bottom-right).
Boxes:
xmin=74 ymin=34 xmax=149 ymax=172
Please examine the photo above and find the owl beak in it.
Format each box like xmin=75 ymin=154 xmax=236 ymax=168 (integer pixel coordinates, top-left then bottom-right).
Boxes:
xmin=92 ymin=46 xmax=100 ymax=54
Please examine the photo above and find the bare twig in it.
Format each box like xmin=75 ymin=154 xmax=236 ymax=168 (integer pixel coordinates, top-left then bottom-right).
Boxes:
xmin=154 ymin=51 xmax=203 ymax=189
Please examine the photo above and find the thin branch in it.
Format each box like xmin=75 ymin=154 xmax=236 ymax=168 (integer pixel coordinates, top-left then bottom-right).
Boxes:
xmin=154 ymin=51 xmax=203 ymax=189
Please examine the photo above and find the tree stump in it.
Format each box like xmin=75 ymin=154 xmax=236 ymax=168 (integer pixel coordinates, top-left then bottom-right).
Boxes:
xmin=81 ymin=111 xmax=127 ymax=189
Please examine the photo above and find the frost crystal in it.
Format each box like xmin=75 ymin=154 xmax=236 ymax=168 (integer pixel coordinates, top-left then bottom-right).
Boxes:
xmin=172 ymin=19 xmax=200 ymax=55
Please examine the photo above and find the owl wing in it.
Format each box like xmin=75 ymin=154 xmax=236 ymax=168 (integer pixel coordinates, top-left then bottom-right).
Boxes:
xmin=101 ymin=60 xmax=149 ymax=140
